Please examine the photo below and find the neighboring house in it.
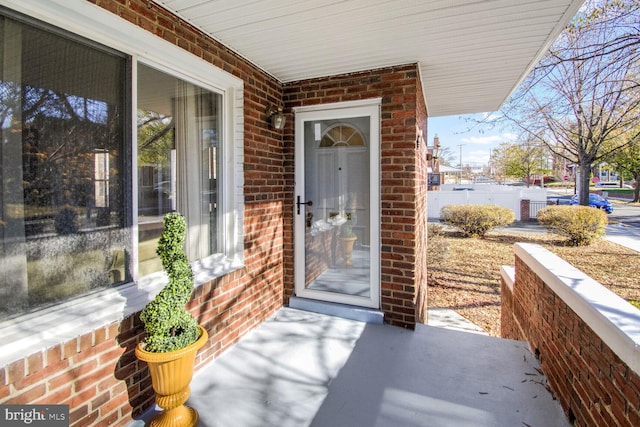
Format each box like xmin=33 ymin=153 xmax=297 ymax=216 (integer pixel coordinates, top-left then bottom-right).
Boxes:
xmin=0 ymin=1 xmax=583 ymax=426
xmin=439 ymin=165 xmax=465 ymax=184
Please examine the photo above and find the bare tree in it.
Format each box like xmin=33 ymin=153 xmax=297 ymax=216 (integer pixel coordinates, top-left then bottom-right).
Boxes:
xmin=435 ymin=145 xmax=456 ymax=167
xmin=547 ymin=0 xmax=639 ymax=66
xmin=500 ymin=0 xmax=640 ymax=205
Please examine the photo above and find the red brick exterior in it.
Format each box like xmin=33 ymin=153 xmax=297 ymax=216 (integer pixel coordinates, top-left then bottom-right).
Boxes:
xmin=414 ymin=76 xmax=429 ymax=324
xmin=0 ymin=1 xmax=430 ymax=425
xmin=305 ymin=227 xmax=341 ymax=284
xmin=1 ymin=1 xmax=285 ymax=426
xmin=502 ymin=254 xmax=640 ymax=426
xmin=283 ymin=65 xmax=429 ymax=328
xmin=520 ymin=199 xmax=531 ymax=222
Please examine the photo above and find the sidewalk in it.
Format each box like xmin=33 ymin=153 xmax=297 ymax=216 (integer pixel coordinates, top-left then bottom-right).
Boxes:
xmin=427 ymin=307 xmax=488 ymax=335
xmin=605 ymin=223 xmax=640 ymax=252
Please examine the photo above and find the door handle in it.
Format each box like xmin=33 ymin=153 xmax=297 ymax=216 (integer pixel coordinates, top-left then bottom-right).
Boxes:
xmin=296 ymin=195 xmax=313 ymax=215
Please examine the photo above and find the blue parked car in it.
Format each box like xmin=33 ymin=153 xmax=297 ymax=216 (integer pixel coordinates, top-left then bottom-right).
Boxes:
xmin=570 ymin=194 xmax=613 ymax=213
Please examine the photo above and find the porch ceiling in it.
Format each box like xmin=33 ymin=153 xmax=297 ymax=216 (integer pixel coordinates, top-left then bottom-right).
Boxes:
xmin=154 ymin=0 xmax=583 ymax=117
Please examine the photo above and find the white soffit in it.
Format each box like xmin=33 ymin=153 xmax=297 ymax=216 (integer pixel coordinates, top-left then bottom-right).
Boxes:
xmin=155 ymin=0 xmax=584 ymax=117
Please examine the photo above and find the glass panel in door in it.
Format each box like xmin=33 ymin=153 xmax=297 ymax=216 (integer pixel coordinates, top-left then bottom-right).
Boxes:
xmin=295 ymin=105 xmax=379 ymax=309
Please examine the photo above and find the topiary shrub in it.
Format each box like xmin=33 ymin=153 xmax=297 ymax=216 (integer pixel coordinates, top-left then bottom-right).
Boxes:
xmin=440 ymin=204 xmax=515 ymax=238
xmin=139 ymin=212 xmax=200 ymax=352
xmin=537 ymin=205 xmax=607 ymax=246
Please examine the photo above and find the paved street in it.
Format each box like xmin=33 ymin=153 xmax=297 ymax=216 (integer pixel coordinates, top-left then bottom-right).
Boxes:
xmin=608 ymin=200 xmax=640 ymax=228
xmin=546 ymin=189 xmax=640 ymax=224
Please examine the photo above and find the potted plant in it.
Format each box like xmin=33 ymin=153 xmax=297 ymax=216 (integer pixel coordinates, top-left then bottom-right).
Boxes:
xmin=340 ymin=212 xmax=358 ymax=267
xmin=135 ymin=212 xmax=207 ymax=427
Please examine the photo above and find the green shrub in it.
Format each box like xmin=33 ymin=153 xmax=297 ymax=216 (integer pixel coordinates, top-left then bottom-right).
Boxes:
xmin=537 ymin=205 xmax=607 ymax=246
xmin=440 ymin=204 xmax=515 ymax=238
xmin=139 ymin=212 xmax=200 ymax=352
xmin=427 ymin=223 xmax=450 ymax=264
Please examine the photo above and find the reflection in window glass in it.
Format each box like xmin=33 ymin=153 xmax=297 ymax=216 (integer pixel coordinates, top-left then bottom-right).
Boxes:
xmin=137 ymin=64 xmax=221 ymax=275
xmin=0 ymin=14 xmax=128 ymax=319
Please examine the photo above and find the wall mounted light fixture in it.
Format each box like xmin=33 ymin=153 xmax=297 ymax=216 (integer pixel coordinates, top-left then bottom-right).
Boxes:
xmin=266 ymin=104 xmax=286 ymax=130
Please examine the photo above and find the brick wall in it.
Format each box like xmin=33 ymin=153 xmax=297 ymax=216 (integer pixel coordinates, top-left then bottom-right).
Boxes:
xmin=283 ymin=64 xmax=427 ymax=328
xmin=305 ymin=227 xmax=340 ymax=284
xmin=0 ymin=1 xmax=286 ymax=426
xmin=2 ymin=2 xmax=431 ymax=425
xmin=520 ymin=199 xmax=531 ymax=222
xmin=500 ymin=267 xmax=524 ymax=340
xmin=414 ymin=76 xmax=429 ymax=324
xmin=502 ymin=244 xmax=640 ymax=426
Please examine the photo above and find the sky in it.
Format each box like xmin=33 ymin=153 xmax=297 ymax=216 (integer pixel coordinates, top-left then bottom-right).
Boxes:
xmin=427 ymin=113 xmax=518 ymax=168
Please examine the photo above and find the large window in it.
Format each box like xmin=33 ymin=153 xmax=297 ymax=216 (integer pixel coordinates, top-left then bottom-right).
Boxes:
xmin=136 ymin=64 xmax=222 ymax=276
xmin=0 ymin=14 xmax=128 ymax=319
xmin=0 ymin=10 xmax=232 ymax=321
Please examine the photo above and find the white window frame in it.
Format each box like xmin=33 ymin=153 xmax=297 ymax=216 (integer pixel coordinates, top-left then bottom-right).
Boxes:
xmin=0 ymin=0 xmax=245 ymax=368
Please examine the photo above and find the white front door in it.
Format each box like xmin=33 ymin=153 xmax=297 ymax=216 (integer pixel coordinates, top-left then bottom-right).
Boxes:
xmin=294 ymin=100 xmax=380 ymax=308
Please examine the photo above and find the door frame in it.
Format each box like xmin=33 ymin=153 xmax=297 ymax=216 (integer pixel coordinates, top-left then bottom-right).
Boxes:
xmin=293 ymin=99 xmax=381 ymax=308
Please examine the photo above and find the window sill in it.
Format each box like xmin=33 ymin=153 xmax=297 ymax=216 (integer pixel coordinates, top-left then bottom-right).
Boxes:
xmin=0 ymin=254 xmax=243 ymax=368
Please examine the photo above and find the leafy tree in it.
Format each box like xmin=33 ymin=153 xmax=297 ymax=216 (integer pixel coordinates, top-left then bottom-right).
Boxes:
xmin=138 ymin=110 xmax=174 ymax=166
xmin=604 ymin=122 xmax=640 ymax=201
xmin=491 ymin=141 xmax=549 ymax=186
xmin=499 ymin=0 xmax=640 ymax=206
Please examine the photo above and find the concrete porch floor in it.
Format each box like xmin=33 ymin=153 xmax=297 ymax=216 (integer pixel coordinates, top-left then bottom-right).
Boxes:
xmin=134 ymin=307 xmax=570 ymax=427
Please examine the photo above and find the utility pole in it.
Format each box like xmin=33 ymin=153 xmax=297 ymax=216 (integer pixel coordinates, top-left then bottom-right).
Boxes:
xmin=457 ymin=144 xmax=466 ymax=183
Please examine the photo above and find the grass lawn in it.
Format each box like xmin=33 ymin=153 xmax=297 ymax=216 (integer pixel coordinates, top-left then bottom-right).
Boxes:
xmin=427 ymin=226 xmax=640 ymax=337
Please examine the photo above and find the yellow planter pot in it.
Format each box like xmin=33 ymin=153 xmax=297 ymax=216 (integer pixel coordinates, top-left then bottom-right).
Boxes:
xmin=340 ymin=236 xmax=357 ymax=267
xmin=135 ymin=326 xmax=208 ymax=427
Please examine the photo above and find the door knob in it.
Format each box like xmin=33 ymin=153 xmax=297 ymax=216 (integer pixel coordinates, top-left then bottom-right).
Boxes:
xmin=296 ymin=195 xmax=313 ymax=215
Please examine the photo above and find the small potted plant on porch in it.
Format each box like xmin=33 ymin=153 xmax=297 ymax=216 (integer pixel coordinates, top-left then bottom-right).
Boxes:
xmin=135 ymin=212 xmax=208 ymax=427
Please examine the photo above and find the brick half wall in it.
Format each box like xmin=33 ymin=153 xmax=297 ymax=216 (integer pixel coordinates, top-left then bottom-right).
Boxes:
xmin=501 ymin=243 xmax=640 ymax=426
